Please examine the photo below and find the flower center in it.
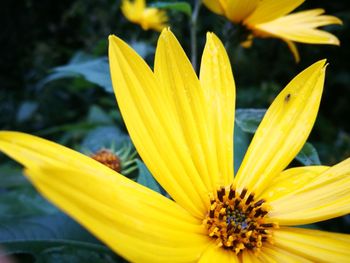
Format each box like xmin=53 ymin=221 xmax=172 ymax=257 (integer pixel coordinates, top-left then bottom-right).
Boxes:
xmin=203 ymin=186 xmax=277 ymax=254
xmin=91 ymin=149 xmax=122 ymax=173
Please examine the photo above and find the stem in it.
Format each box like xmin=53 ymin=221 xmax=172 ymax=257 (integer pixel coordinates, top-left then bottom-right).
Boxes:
xmin=190 ymin=0 xmax=202 ymax=72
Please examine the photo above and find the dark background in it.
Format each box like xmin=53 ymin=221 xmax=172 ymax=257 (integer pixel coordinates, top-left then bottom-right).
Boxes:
xmin=0 ymin=0 xmax=349 ymax=262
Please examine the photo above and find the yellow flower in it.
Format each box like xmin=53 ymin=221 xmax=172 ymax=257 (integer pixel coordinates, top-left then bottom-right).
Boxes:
xmin=1 ymin=29 xmax=350 ymax=262
xmin=203 ymin=0 xmax=342 ymax=62
xmin=121 ymin=0 xmax=168 ymax=32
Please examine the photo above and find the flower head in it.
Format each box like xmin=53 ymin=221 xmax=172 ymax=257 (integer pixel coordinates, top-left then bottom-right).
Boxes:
xmin=1 ymin=30 xmax=350 ymax=261
xmin=121 ymin=0 xmax=168 ymax=32
xmin=203 ymin=0 xmax=342 ymax=62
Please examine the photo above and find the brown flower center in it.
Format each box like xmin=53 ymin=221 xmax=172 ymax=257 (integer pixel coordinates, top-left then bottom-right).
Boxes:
xmin=91 ymin=149 xmax=121 ymax=173
xmin=203 ymin=186 xmax=277 ymax=254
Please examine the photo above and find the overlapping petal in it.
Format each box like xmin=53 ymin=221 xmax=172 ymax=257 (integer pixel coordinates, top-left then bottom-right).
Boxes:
xmin=235 ymin=60 xmax=326 ymax=195
xmin=109 ymin=32 xmax=209 ymax=218
xmin=154 ymin=29 xmax=219 ymax=195
xmin=254 ymin=9 xmax=342 ymax=45
xmin=268 ymin=158 xmax=350 ymax=225
xmin=199 ymin=32 xmax=235 ymax=187
xmin=273 ymin=228 xmax=350 ymax=262
xmin=261 ymin=166 xmax=329 ymax=201
xmin=0 ymin=131 xmax=208 ymax=263
xmin=259 ymin=244 xmax=312 ymax=262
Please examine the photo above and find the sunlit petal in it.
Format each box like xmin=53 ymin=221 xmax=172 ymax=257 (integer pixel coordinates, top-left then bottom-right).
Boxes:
xmin=199 ymin=32 xmax=236 ymax=187
xmin=268 ymin=158 xmax=350 ymax=225
xmin=235 ymin=60 xmax=326 ymax=196
xmin=109 ymin=32 xmax=209 ymax=218
xmin=273 ymin=228 xmax=350 ymax=262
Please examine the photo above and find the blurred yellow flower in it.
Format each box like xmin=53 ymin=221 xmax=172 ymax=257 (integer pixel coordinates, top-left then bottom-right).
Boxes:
xmin=203 ymin=0 xmax=342 ymax=62
xmin=121 ymin=0 xmax=168 ymax=32
xmin=1 ymin=29 xmax=350 ymax=261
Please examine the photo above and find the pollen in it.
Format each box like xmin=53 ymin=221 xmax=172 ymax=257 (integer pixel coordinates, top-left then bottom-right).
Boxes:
xmin=203 ymin=185 xmax=278 ymax=254
xmin=91 ymin=149 xmax=122 ymax=173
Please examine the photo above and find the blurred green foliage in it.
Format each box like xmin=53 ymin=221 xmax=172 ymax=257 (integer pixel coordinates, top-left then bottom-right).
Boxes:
xmin=0 ymin=0 xmax=349 ymax=262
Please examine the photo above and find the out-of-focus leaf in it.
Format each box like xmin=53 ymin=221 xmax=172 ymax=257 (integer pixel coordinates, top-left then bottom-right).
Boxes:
xmin=234 ymin=125 xmax=250 ymax=173
xmin=130 ymin=41 xmax=155 ymax=58
xmin=87 ymin=105 xmax=114 ymax=125
xmin=0 ymin=164 xmax=27 ymax=188
xmin=235 ymin=108 xmax=266 ymax=133
xmin=16 ymin=101 xmax=38 ymax=123
xmin=0 ymin=188 xmax=58 ymax=218
xmin=40 ymin=56 xmax=112 ymax=92
xmin=0 ymin=213 xmax=118 ymax=260
xmin=81 ymin=126 xmax=130 ymax=153
xmin=35 ymin=246 xmax=120 ymax=263
xmin=136 ymin=160 xmax=162 ymax=193
xmin=296 ymin=142 xmax=321 ymax=165
xmin=151 ymin=2 xmax=192 ymax=16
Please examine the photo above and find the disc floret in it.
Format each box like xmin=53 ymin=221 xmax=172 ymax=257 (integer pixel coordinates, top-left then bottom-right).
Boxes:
xmin=203 ymin=185 xmax=277 ymax=254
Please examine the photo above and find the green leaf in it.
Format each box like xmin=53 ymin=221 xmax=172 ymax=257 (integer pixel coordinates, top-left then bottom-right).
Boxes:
xmin=0 ymin=188 xmax=58 ymax=218
xmin=40 ymin=56 xmax=113 ymax=92
xmin=296 ymin=142 xmax=321 ymax=166
xmin=16 ymin=101 xmax=38 ymax=123
xmin=136 ymin=160 xmax=162 ymax=193
xmin=151 ymin=2 xmax=192 ymax=16
xmin=0 ymin=164 xmax=28 ymax=188
xmin=0 ymin=214 xmax=121 ymax=262
xmin=35 ymin=246 xmax=121 ymax=263
xmin=87 ymin=105 xmax=114 ymax=125
xmin=235 ymin=108 xmax=266 ymax=133
xmin=234 ymin=125 xmax=250 ymax=173
xmin=81 ymin=126 xmax=130 ymax=153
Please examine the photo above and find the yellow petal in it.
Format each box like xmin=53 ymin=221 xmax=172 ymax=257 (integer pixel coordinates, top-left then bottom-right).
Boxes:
xmin=121 ymin=0 xmax=145 ymax=22
xmin=261 ymin=166 xmax=329 ymax=201
xmin=273 ymin=227 xmax=350 ymax=262
xmin=141 ymin=8 xmax=168 ymax=32
xmin=154 ymin=29 xmax=226 ymax=194
xmin=253 ymin=9 xmax=342 ymax=45
xmin=222 ymin=0 xmax=260 ymax=23
xmin=241 ymin=250 xmax=263 ymax=262
xmin=283 ymin=39 xmax=300 ymax=63
xmin=198 ymin=243 xmax=239 ymax=262
xmin=109 ymin=32 xmax=209 ymax=218
xmin=27 ymin=166 xmax=209 ymax=263
xmin=268 ymin=158 xmax=350 ymax=225
xmin=244 ymin=0 xmax=304 ymax=25
xmin=199 ymin=32 xmax=236 ymax=187
xmin=260 ymin=244 xmax=312 ymax=262
xmin=0 ymin=131 xmax=209 ymax=262
xmin=202 ymin=0 xmax=225 ymax=15
xmin=235 ymin=60 xmax=326 ymax=196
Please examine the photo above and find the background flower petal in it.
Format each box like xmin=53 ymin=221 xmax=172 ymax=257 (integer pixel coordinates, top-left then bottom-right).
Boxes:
xmin=202 ymin=0 xmax=224 ymax=15
xmin=223 ymin=0 xmax=260 ymax=23
xmin=245 ymin=0 xmax=304 ymax=25
xmin=109 ymin=32 xmax=209 ymax=218
xmin=273 ymin=227 xmax=350 ymax=262
xmin=235 ymin=60 xmax=326 ymax=196
xmin=268 ymin=158 xmax=350 ymax=225
xmin=253 ymin=9 xmax=342 ymax=45
xmin=199 ymin=32 xmax=235 ymax=187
